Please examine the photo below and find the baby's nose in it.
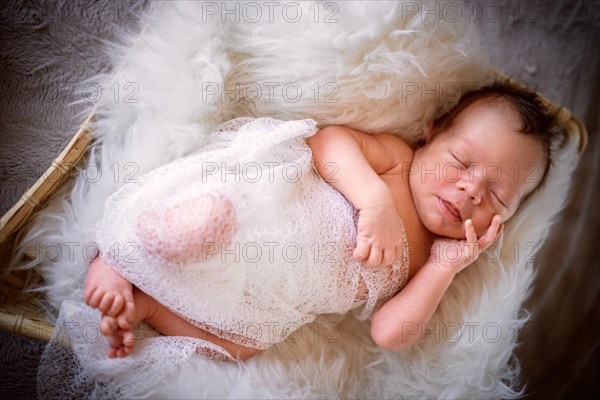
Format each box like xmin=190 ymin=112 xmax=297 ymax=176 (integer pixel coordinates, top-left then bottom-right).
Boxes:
xmin=470 ymin=191 xmax=482 ymax=205
xmin=466 ymin=184 xmax=483 ymax=204
xmin=457 ymin=173 xmax=485 ymax=204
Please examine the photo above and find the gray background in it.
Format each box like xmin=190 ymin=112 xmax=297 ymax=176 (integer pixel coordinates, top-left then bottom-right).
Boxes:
xmin=1 ymin=1 xmax=598 ymax=398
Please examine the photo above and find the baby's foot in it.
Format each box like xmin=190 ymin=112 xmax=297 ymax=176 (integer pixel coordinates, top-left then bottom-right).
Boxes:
xmin=135 ymin=192 xmax=237 ymax=264
xmin=100 ymin=315 xmax=135 ymax=358
xmin=99 ymin=286 xmax=157 ymax=358
xmin=84 ymin=256 xmax=135 ymax=329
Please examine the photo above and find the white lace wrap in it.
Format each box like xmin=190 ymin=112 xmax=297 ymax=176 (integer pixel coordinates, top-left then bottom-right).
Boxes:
xmin=39 ymin=117 xmax=411 ymax=398
xmin=93 ymin=117 xmax=409 ymax=350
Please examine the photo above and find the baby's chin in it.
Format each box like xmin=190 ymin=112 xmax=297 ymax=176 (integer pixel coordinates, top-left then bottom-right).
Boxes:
xmin=423 ymin=219 xmax=466 ymax=240
xmin=432 ymin=228 xmax=465 ymax=240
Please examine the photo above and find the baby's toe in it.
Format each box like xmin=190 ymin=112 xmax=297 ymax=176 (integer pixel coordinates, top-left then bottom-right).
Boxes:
xmin=105 ymin=294 xmax=125 ymax=317
xmin=122 ymin=331 xmax=135 ymax=353
xmin=98 ymin=292 xmax=116 ymax=314
xmin=107 ymin=347 xmax=118 ymax=359
xmin=100 ymin=315 xmax=118 ymax=336
xmin=116 ymin=347 xmax=129 ymax=358
xmin=106 ymin=333 xmax=122 ymax=351
xmin=87 ymin=288 xmax=105 ymax=309
xmin=117 ymin=301 xmax=136 ymax=331
xmin=83 ymin=286 xmax=96 ymax=305
xmin=109 ymin=330 xmax=134 ymax=358
xmin=117 ymin=316 xmax=131 ymax=331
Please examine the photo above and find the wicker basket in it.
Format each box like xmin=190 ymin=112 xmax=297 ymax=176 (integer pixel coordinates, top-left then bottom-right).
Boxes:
xmin=0 ymin=72 xmax=589 ymax=343
xmin=0 ymin=114 xmax=94 ymax=341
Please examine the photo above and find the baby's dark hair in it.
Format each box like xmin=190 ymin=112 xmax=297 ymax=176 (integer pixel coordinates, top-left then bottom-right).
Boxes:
xmin=431 ymin=80 xmax=562 ymax=205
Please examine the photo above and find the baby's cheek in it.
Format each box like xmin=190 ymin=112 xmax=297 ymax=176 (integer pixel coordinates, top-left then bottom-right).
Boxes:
xmin=472 ymin=216 xmax=493 ymax=238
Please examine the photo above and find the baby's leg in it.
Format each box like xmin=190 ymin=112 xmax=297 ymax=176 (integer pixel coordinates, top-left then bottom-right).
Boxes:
xmin=135 ymin=192 xmax=237 ymax=265
xmin=100 ymin=287 xmax=262 ymax=361
xmin=84 ymin=255 xmax=135 ymax=329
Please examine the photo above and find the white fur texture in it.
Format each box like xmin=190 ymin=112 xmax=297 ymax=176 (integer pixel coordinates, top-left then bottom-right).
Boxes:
xmin=9 ymin=1 xmax=582 ymax=398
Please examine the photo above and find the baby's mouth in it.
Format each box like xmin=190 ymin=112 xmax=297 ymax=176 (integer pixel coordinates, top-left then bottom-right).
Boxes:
xmin=439 ymin=197 xmax=462 ymax=221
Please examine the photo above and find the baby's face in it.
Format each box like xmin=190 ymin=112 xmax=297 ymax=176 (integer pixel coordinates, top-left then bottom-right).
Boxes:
xmin=410 ymin=101 xmax=546 ymax=239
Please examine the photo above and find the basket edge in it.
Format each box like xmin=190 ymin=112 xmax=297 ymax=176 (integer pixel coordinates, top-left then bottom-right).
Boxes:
xmin=0 ymin=114 xmax=96 ymax=244
xmin=0 ymin=307 xmax=54 ymax=342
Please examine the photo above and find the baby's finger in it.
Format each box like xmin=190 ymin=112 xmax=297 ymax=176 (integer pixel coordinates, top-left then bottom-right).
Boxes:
xmin=496 ymin=223 xmax=504 ymax=240
xmin=478 ymin=215 xmax=501 ymax=249
xmin=353 ymin=240 xmax=371 ymax=261
xmin=484 ymin=224 xmax=504 ymax=251
xmin=465 ymin=219 xmax=478 ymax=243
xmin=381 ymin=248 xmax=395 ymax=266
xmin=394 ymin=244 xmax=403 ymax=262
xmin=365 ymin=246 xmax=383 ymax=268
xmin=464 ymin=219 xmax=479 ymax=260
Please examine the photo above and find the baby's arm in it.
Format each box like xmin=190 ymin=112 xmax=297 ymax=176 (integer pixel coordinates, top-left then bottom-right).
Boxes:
xmin=306 ymin=125 xmax=412 ymax=267
xmin=370 ymin=217 xmax=503 ymax=351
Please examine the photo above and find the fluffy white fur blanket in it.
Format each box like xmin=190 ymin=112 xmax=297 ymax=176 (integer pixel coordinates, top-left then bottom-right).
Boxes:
xmin=11 ymin=1 xmax=581 ymax=398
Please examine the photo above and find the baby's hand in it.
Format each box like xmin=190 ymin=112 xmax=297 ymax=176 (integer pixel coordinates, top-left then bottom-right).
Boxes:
xmin=353 ymin=199 xmax=405 ymax=268
xmin=428 ymin=215 xmax=504 ymax=274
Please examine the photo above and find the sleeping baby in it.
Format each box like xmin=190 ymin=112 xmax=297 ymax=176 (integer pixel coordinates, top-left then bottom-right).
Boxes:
xmin=83 ymin=80 xmax=558 ymax=361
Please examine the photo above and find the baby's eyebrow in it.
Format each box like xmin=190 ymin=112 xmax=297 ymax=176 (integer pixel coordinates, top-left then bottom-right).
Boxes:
xmin=462 ymin=138 xmax=477 ymax=150
xmin=457 ymin=137 xmax=480 ymax=155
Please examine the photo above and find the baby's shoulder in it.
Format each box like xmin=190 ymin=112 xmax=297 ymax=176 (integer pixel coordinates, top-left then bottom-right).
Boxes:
xmin=375 ymin=133 xmax=413 ymax=160
xmin=371 ymin=133 xmax=413 ymax=175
